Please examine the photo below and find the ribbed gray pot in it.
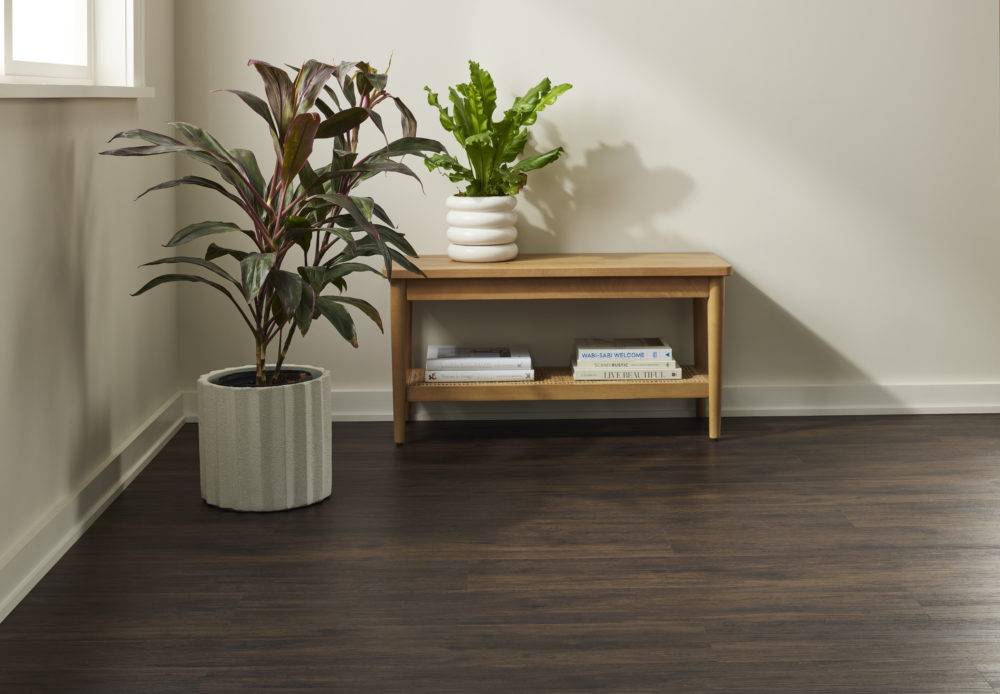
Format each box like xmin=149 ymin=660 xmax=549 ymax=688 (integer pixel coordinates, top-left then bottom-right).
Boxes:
xmin=197 ymin=364 xmax=332 ymax=512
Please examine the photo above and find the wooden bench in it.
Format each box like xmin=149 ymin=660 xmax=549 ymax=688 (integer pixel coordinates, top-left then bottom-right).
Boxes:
xmin=389 ymin=252 xmax=732 ymax=443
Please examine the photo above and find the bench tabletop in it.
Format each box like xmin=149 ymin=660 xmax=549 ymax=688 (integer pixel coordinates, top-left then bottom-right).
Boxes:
xmin=392 ymin=252 xmax=732 ymax=279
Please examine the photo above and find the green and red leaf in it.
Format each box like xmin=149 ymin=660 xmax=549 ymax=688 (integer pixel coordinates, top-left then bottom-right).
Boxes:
xmin=164 ymin=221 xmax=243 ymax=247
xmin=315 ymin=296 xmax=358 ymax=347
xmin=281 ymin=113 xmax=321 ymax=185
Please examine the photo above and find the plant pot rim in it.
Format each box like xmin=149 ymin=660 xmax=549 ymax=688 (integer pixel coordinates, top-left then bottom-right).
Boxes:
xmin=198 ymin=364 xmax=330 ymax=390
xmin=446 ymin=194 xmax=517 ymax=200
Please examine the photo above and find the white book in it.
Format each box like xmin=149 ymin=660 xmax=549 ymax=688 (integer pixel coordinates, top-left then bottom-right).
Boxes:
xmin=574 ymin=358 xmax=678 ymax=369
xmin=575 ymin=338 xmax=672 ymax=361
xmin=425 ymin=346 xmax=532 ymax=371
xmin=573 ymin=367 xmax=683 ymax=381
xmin=425 ymin=369 xmax=535 ymax=383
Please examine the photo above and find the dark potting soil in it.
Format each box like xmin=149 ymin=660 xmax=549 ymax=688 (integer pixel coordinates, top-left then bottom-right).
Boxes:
xmin=213 ymin=368 xmax=317 ymax=388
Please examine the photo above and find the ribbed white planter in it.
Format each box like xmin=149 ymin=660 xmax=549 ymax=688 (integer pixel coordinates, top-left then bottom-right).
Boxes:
xmin=197 ymin=364 xmax=332 ymax=512
xmin=446 ymin=195 xmax=518 ymax=262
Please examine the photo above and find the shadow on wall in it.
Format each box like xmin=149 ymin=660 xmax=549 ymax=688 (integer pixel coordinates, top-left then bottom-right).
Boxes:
xmin=5 ymin=106 xmax=110 ymax=475
xmin=2 ymin=101 xmax=130 ymax=570
xmin=727 ymin=274 xmax=872 ymax=383
xmin=727 ymin=274 xmax=903 ymax=412
xmin=515 ymin=124 xmax=695 ymax=252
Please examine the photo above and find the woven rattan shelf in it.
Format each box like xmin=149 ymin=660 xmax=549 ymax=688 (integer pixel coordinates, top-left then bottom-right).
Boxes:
xmin=407 ymin=366 xmax=709 ymax=402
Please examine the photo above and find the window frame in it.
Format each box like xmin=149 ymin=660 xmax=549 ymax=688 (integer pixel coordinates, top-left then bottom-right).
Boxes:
xmin=3 ymin=0 xmax=96 ymax=84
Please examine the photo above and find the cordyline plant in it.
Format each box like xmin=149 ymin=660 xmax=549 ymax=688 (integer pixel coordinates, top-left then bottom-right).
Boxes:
xmin=423 ymin=61 xmax=571 ymax=196
xmin=102 ymin=59 xmax=444 ymax=386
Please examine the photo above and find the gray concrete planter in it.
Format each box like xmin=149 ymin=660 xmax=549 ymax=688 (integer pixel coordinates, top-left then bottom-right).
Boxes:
xmin=197 ymin=364 xmax=332 ymax=512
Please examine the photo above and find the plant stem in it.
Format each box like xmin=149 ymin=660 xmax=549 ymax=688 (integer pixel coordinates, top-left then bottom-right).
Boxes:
xmin=255 ymin=338 xmax=266 ymax=386
xmin=268 ymin=325 xmax=283 ymax=386
xmin=271 ymin=325 xmax=296 ymax=382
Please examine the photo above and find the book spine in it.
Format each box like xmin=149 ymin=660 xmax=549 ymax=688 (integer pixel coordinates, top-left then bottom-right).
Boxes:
xmin=425 ymin=369 xmax=535 ymax=382
xmin=425 ymin=357 xmax=532 ymax=371
xmin=573 ymin=368 xmax=683 ymax=381
xmin=575 ymin=359 xmax=678 ymax=369
xmin=576 ymin=348 xmax=673 ymax=360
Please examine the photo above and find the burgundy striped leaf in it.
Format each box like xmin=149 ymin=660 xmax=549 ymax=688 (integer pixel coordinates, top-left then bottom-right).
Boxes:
xmin=281 ymin=113 xmax=321 ymax=185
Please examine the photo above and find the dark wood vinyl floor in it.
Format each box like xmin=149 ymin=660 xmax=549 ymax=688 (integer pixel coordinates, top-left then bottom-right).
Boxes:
xmin=3 ymin=415 xmax=1000 ymax=692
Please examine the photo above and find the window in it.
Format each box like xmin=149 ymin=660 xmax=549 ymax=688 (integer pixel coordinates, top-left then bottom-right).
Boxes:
xmin=1 ymin=0 xmax=143 ymax=88
xmin=7 ymin=0 xmax=92 ymax=80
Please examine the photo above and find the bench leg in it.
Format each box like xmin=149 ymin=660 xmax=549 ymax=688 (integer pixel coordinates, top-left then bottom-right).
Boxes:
xmin=693 ymin=297 xmax=708 ymax=419
xmin=707 ymin=277 xmax=724 ymax=439
xmin=390 ymin=280 xmax=410 ymax=444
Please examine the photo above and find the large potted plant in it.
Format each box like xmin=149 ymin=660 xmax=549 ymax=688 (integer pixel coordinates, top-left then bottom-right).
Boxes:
xmin=102 ymin=59 xmax=443 ymax=511
xmin=423 ymin=61 xmax=571 ymax=262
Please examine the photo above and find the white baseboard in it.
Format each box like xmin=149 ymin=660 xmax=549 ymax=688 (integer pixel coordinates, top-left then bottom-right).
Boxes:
xmin=0 ymin=392 xmax=186 ymax=624
xmin=723 ymin=381 xmax=1000 ymax=416
xmin=180 ymin=381 xmax=1000 ymax=422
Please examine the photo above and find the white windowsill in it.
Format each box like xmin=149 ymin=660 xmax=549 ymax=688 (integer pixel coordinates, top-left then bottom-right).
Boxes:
xmin=0 ymin=83 xmax=155 ymax=99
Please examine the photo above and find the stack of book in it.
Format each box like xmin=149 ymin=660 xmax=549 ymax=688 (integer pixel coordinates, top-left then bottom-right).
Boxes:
xmin=424 ymin=346 xmax=534 ymax=382
xmin=572 ymin=338 xmax=682 ymax=380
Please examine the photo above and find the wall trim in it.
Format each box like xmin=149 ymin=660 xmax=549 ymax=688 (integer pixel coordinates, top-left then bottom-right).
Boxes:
xmin=180 ymin=381 xmax=1000 ymax=422
xmin=723 ymin=381 xmax=1000 ymax=416
xmin=0 ymin=392 xmax=186 ymax=624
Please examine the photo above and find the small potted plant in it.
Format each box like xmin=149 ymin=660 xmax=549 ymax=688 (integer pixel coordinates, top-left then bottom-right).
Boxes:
xmin=102 ymin=59 xmax=443 ymax=511
xmin=424 ymin=62 xmax=571 ymax=262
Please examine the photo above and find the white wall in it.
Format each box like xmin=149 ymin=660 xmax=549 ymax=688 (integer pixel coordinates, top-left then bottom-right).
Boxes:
xmin=174 ymin=0 xmax=1000 ymax=415
xmin=0 ymin=0 xmax=181 ymax=612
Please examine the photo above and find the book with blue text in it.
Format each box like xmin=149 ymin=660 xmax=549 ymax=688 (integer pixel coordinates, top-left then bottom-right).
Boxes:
xmin=574 ymin=338 xmax=672 ymax=361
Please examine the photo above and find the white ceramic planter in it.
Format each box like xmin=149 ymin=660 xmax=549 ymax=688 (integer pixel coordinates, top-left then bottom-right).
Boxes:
xmin=197 ymin=364 xmax=332 ymax=512
xmin=446 ymin=195 xmax=518 ymax=262
xmin=446 ymin=243 xmax=519 ymax=263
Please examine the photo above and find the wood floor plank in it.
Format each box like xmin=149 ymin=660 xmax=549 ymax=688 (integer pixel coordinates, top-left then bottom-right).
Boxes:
xmin=1 ymin=415 xmax=1000 ymax=692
